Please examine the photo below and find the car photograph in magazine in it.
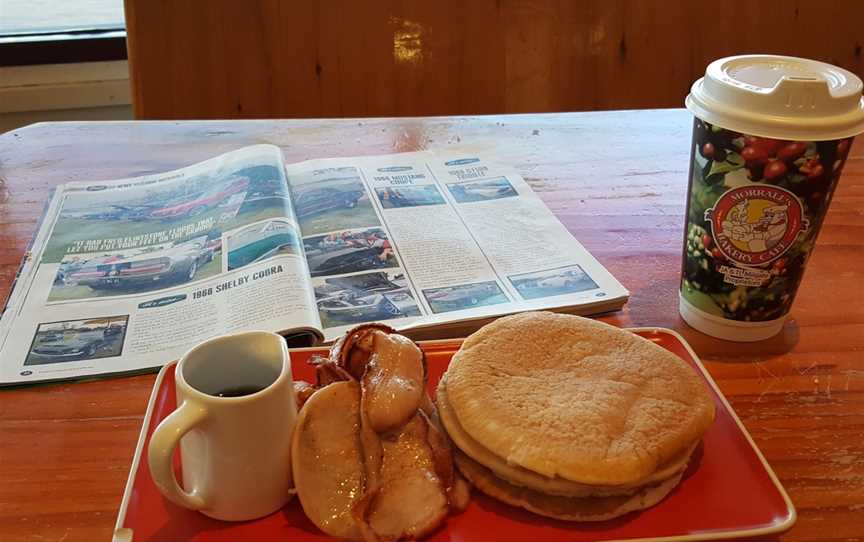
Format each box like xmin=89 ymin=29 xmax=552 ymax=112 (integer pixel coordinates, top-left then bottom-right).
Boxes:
xmin=0 ymin=146 xmax=322 ymax=385
xmin=46 ymin=162 xmax=290 ymax=302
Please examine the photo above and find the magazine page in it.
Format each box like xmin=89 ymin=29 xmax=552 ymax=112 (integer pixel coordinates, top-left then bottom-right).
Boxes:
xmin=0 ymin=145 xmax=320 ymax=385
xmin=284 ymin=151 xmax=628 ymax=341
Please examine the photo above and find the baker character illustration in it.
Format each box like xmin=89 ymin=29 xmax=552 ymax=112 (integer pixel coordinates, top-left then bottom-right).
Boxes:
xmin=722 ymin=201 xmax=753 ymax=244
xmin=749 ymin=205 xmax=789 ymax=252
xmin=721 ymin=200 xmax=790 ymax=252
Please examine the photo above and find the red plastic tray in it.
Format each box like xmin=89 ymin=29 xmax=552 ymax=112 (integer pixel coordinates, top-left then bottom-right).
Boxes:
xmin=113 ymin=328 xmax=795 ymax=542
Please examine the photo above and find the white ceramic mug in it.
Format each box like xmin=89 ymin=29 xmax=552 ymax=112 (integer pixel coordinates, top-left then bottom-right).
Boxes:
xmin=147 ymin=331 xmax=297 ymax=521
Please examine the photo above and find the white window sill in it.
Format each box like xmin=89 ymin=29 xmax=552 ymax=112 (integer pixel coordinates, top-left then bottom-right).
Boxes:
xmin=0 ymin=60 xmax=130 ymax=114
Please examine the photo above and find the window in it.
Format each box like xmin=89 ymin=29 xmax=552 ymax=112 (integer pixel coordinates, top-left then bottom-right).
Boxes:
xmin=0 ymin=0 xmax=127 ymax=66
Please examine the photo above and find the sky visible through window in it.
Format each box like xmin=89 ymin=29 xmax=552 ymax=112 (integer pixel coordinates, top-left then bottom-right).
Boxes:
xmin=0 ymin=0 xmax=124 ymax=35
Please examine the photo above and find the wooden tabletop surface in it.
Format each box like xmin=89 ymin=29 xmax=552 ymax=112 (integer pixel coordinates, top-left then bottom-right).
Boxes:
xmin=0 ymin=110 xmax=861 ymax=541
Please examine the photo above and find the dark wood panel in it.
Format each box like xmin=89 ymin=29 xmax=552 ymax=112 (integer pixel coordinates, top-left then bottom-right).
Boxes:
xmin=124 ymin=0 xmax=864 ymax=119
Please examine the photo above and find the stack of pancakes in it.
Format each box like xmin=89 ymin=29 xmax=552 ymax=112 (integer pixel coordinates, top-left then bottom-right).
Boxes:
xmin=436 ymin=312 xmax=715 ymax=521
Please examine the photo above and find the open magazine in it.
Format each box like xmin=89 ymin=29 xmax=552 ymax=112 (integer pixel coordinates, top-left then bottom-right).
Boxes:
xmin=0 ymin=145 xmax=628 ymax=385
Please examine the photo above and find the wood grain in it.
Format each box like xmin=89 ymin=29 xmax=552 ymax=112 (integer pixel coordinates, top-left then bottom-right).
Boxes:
xmin=0 ymin=110 xmax=862 ymax=541
xmin=124 ymin=0 xmax=864 ymax=119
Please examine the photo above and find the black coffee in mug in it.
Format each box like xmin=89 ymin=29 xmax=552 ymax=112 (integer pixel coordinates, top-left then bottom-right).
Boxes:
xmin=212 ymin=385 xmax=267 ymax=398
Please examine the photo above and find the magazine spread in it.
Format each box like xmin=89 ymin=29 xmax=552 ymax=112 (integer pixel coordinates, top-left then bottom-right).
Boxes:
xmin=0 ymin=145 xmax=628 ymax=385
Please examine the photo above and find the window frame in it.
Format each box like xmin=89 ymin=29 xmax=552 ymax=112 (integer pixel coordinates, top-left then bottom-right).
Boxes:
xmin=0 ymin=28 xmax=127 ymax=67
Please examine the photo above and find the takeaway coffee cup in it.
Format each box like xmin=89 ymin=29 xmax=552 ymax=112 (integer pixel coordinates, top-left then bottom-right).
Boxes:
xmin=148 ymin=331 xmax=296 ymax=521
xmin=681 ymin=55 xmax=864 ymax=341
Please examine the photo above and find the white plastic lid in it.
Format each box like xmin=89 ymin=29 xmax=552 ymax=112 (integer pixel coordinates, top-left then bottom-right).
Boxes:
xmin=687 ymin=55 xmax=864 ymax=141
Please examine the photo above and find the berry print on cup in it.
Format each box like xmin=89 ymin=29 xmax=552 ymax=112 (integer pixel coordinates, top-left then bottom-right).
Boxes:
xmin=680 ymin=119 xmax=852 ymax=330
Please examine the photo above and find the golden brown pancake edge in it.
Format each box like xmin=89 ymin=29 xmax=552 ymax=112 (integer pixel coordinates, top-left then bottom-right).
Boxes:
xmin=436 ymin=376 xmax=696 ymax=497
xmin=443 ymin=312 xmax=715 ymax=486
xmin=454 ymin=450 xmax=685 ymax=522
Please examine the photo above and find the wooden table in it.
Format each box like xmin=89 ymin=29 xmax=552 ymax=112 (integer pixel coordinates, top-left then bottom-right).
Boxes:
xmin=0 ymin=110 xmax=861 ymax=541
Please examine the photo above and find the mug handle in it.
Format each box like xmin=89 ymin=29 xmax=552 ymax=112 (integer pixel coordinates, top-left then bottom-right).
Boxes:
xmin=147 ymin=400 xmax=208 ymax=510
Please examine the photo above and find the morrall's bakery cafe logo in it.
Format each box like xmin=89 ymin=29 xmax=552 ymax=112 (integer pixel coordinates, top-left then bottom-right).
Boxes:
xmin=705 ymin=184 xmax=809 ymax=287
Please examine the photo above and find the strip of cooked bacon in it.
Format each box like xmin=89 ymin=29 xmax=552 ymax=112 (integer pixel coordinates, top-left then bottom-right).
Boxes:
xmin=360 ymin=331 xmax=426 ymax=433
xmin=291 ymin=381 xmax=365 ymax=541
xmin=314 ymin=359 xmax=354 ymax=387
xmin=355 ymin=413 xmax=449 ymax=541
xmin=294 ymin=324 xmax=467 ymax=541
xmin=329 ymin=323 xmax=396 ymax=379
xmin=292 ymin=380 xmax=316 ymax=410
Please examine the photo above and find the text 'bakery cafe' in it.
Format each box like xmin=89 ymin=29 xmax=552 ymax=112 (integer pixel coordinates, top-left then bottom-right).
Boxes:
xmin=1 ymin=8 xmax=863 ymax=541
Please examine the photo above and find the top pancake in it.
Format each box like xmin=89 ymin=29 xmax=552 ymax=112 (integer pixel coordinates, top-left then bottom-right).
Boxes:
xmin=443 ymin=312 xmax=715 ymax=486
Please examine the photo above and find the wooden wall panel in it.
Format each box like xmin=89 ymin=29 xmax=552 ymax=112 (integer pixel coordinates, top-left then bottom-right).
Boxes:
xmin=124 ymin=0 xmax=864 ymax=119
